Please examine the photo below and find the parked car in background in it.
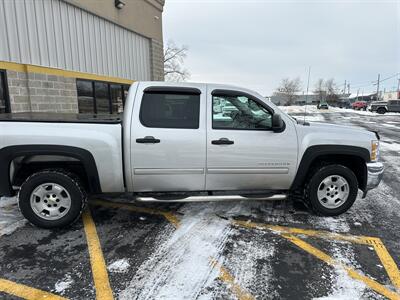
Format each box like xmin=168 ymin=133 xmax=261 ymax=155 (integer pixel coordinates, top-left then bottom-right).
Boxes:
xmin=369 ymin=99 xmax=400 ymax=114
xmin=317 ymin=102 xmax=329 ymax=109
xmin=337 ymin=99 xmax=351 ymax=109
xmin=352 ymin=101 xmax=368 ymax=110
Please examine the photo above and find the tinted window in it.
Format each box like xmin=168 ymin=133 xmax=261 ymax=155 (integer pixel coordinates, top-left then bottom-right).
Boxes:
xmin=213 ymin=95 xmax=272 ymax=130
xmin=77 ymin=80 xmax=94 ymax=114
xmin=140 ymin=93 xmax=200 ymax=129
xmin=77 ymin=79 xmax=128 ymax=114
xmin=95 ymin=82 xmax=110 ymax=114
xmin=0 ymin=71 xmax=10 ymax=113
xmin=110 ymin=84 xmax=123 ymax=114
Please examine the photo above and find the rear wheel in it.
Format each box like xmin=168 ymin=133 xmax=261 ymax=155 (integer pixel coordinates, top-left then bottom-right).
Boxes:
xmin=377 ymin=107 xmax=387 ymax=114
xmin=18 ymin=170 xmax=87 ymax=228
xmin=305 ymin=164 xmax=358 ymax=216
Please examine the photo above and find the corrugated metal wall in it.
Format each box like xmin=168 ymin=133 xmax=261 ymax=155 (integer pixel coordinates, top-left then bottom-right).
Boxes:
xmin=0 ymin=0 xmax=151 ymax=80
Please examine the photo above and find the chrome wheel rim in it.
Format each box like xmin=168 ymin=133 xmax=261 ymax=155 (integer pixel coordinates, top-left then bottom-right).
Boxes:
xmin=317 ymin=175 xmax=350 ymax=209
xmin=30 ymin=183 xmax=71 ymax=220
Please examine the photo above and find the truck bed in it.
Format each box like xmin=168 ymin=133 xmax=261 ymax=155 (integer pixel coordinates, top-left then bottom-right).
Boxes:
xmin=0 ymin=113 xmax=122 ymax=124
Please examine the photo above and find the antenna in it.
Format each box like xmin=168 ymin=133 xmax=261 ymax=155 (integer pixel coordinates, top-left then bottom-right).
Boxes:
xmin=303 ymin=66 xmax=311 ymax=123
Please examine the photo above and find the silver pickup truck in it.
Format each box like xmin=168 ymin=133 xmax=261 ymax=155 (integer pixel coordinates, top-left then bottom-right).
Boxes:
xmin=0 ymin=82 xmax=384 ymax=228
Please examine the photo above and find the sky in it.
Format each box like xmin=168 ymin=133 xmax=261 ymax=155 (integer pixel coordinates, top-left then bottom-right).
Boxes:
xmin=163 ymin=0 xmax=400 ymax=96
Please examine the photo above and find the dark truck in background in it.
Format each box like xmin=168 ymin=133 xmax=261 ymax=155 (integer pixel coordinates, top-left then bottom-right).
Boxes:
xmin=369 ymin=99 xmax=400 ymax=114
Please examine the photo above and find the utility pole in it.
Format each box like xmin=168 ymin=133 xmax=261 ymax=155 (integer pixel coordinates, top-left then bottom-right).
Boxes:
xmin=347 ymin=83 xmax=350 ymax=94
xmin=376 ymin=74 xmax=380 ymax=101
xmin=343 ymin=80 xmax=346 ymax=95
xmin=397 ymin=78 xmax=400 ymax=99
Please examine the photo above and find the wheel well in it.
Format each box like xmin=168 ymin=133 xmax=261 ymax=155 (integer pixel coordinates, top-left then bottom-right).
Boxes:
xmin=0 ymin=145 xmax=101 ymax=196
xmin=11 ymin=155 xmax=90 ymax=191
xmin=305 ymin=154 xmax=367 ymax=191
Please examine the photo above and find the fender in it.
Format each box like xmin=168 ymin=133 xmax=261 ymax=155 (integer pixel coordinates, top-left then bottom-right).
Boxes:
xmin=0 ymin=145 xmax=101 ymax=196
xmin=290 ymin=145 xmax=370 ymax=191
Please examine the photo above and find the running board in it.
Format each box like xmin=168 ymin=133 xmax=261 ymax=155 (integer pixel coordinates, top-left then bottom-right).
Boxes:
xmin=135 ymin=194 xmax=287 ymax=203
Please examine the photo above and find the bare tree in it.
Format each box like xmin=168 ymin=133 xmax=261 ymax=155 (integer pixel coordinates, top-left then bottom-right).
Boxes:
xmin=313 ymin=78 xmax=326 ymax=102
xmin=325 ymin=78 xmax=339 ymax=104
xmin=274 ymin=77 xmax=302 ymax=105
xmin=313 ymin=78 xmax=339 ymax=104
xmin=164 ymin=40 xmax=190 ymax=82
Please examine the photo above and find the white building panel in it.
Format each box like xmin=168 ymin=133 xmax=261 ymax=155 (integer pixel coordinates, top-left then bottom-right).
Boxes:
xmin=0 ymin=0 xmax=151 ymax=81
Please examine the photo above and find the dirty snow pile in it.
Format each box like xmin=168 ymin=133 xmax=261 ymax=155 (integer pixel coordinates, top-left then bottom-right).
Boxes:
xmin=0 ymin=196 xmax=26 ymax=236
xmin=119 ymin=202 xmax=232 ymax=300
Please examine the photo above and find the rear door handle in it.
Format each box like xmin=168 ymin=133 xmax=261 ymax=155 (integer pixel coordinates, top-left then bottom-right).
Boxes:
xmin=136 ymin=136 xmax=160 ymax=144
xmin=211 ymin=138 xmax=234 ymax=145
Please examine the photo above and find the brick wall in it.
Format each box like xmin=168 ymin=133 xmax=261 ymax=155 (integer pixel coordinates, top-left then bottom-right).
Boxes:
xmin=151 ymin=39 xmax=164 ymax=81
xmin=6 ymin=70 xmax=78 ymax=113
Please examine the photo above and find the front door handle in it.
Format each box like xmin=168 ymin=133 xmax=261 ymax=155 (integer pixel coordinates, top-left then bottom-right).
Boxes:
xmin=136 ymin=136 xmax=160 ymax=144
xmin=211 ymin=138 xmax=234 ymax=145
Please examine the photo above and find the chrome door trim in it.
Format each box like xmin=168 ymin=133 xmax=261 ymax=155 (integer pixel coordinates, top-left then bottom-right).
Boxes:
xmin=134 ymin=168 xmax=205 ymax=175
xmin=207 ymin=168 xmax=289 ymax=174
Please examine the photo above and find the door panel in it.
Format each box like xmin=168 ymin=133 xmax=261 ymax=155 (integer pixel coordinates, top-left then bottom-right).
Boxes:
xmin=206 ymin=89 xmax=298 ymax=191
xmin=131 ymin=83 xmax=207 ymax=192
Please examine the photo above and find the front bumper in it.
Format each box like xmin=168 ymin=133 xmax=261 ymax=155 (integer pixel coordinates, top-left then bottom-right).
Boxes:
xmin=363 ymin=162 xmax=384 ymax=197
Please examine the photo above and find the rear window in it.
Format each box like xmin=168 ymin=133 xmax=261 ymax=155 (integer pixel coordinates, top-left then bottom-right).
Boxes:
xmin=140 ymin=93 xmax=200 ymax=129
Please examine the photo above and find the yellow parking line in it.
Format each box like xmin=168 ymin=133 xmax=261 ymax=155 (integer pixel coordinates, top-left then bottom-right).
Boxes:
xmin=211 ymin=259 xmax=255 ymax=300
xmin=91 ymin=199 xmax=180 ymax=228
xmin=283 ymin=234 xmax=400 ymax=300
xmin=367 ymin=238 xmax=400 ymax=291
xmin=0 ymin=278 xmax=67 ymax=300
xmin=235 ymin=220 xmax=400 ymax=299
xmin=82 ymin=209 xmax=114 ymax=300
xmin=234 ymin=220 xmax=366 ymax=244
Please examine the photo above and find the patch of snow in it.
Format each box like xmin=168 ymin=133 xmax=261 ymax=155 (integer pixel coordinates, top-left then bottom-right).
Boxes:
xmin=54 ymin=274 xmax=74 ymax=295
xmin=119 ymin=202 xmax=232 ymax=300
xmin=314 ymin=243 xmax=366 ymax=300
xmin=0 ymin=196 xmax=26 ymax=236
xmin=0 ymin=196 xmax=18 ymax=208
xmin=353 ymin=222 xmax=362 ymax=227
xmin=108 ymin=258 xmax=130 ymax=273
xmin=312 ymin=216 xmax=350 ymax=233
xmin=380 ymin=141 xmax=400 ymax=153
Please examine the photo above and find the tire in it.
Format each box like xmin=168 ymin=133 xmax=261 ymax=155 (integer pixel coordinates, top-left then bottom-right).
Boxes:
xmin=305 ymin=164 xmax=358 ymax=216
xmin=18 ymin=170 xmax=87 ymax=228
xmin=377 ymin=107 xmax=387 ymax=114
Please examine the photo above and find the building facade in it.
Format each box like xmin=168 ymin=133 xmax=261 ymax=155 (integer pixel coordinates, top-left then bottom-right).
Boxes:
xmin=0 ymin=0 xmax=164 ymax=114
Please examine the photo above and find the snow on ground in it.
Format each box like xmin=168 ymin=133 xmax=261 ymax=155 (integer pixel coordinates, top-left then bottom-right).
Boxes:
xmin=380 ymin=140 xmax=400 ymax=152
xmin=279 ymin=105 xmax=400 ymax=117
xmin=54 ymin=274 xmax=74 ymax=295
xmin=108 ymin=258 xmax=131 ymax=273
xmin=315 ymin=243 xmax=367 ymax=300
xmin=119 ymin=202 xmax=232 ymax=300
xmin=0 ymin=196 xmax=26 ymax=236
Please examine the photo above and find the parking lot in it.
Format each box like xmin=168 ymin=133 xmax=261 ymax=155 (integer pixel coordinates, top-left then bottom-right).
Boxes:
xmin=0 ymin=107 xmax=399 ymax=300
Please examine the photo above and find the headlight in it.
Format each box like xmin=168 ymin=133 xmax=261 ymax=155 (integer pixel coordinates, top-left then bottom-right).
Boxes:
xmin=371 ymin=140 xmax=380 ymax=161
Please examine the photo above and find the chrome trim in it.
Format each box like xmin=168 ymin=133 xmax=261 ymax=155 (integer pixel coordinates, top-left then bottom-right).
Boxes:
xmin=136 ymin=194 xmax=287 ymax=202
xmin=134 ymin=168 xmax=204 ymax=175
xmin=366 ymin=162 xmax=384 ymax=191
xmin=207 ymin=168 xmax=289 ymax=174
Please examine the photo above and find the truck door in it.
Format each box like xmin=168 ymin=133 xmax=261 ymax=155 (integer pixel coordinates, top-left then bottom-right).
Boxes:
xmin=130 ymin=84 xmax=206 ymax=192
xmin=206 ymin=88 xmax=298 ymax=191
xmin=390 ymin=100 xmax=400 ymax=112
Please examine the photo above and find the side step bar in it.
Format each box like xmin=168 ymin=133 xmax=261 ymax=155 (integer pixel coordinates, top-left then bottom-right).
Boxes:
xmin=135 ymin=194 xmax=287 ymax=203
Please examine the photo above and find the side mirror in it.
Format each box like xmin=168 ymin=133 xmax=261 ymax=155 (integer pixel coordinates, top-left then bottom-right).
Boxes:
xmin=272 ymin=113 xmax=285 ymax=133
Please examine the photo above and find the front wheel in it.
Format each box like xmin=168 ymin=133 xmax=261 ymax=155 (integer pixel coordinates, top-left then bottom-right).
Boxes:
xmin=305 ymin=165 xmax=358 ymax=216
xmin=18 ymin=170 xmax=87 ymax=228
